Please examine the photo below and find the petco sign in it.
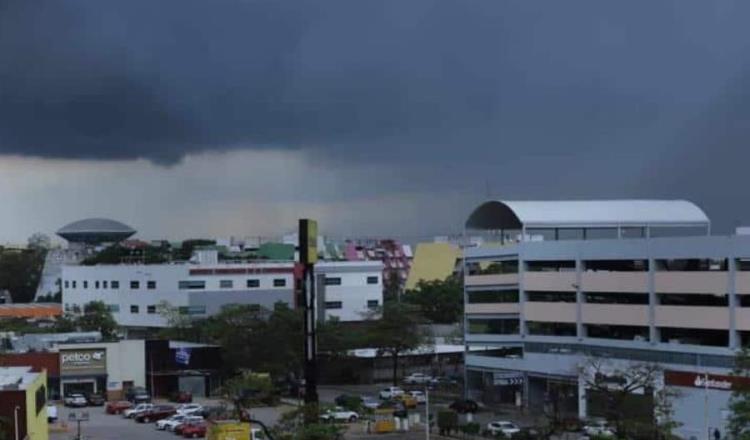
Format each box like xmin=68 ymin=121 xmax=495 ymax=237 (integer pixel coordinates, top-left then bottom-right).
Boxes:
xmin=60 ymin=349 xmax=107 ymax=375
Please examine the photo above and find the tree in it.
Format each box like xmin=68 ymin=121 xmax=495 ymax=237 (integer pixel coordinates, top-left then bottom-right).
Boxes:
xmin=0 ymin=248 xmax=46 ymax=303
xmin=77 ymin=301 xmax=118 ymax=339
xmin=404 ymin=275 xmax=463 ymax=323
xmin=363 ymin=301 xmax=427 ymax=384
xmin=383 ymin=272 xmax=401 ymax=303
xmin=728 ymin=347 xmax=750 ymax=439
xmin=580 ymin=359 xmax=674 ymax=439
xmin=27 ymin=233 xmax=51 ymax=251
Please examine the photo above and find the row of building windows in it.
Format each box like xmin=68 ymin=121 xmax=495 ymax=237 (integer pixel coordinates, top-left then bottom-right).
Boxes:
xmin=468 ymin=290 xmax=747 ymax=307
xmin=68 ymin=303 xmax=208 ymax=316
xmin=64 ymin=277 xmax=288 ymax=290
xmin=324 ymin=276 xmax=380 ymax=286
xmin=324 ymin=300 xmax=380 ymax=309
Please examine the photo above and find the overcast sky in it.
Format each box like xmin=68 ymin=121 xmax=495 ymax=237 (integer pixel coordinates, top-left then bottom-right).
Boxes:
xmin=1 ymin=0 xmax=749 ymax=244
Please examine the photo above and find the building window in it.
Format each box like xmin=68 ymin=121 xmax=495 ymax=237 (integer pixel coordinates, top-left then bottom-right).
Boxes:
xmin=35 ymin=386 xmax=47 ymax=415
xmin=178 ymin=306 xmax=207 ymax=315
xmin=83 ymin=281 xmax=88 ymax=289
xmin=273 ymin=279 xmax=286 ymax=287
xmin=72 ymin=281 xmax=77 ymax=288
xmin=64 ymin=280 xmax=69 ymax=289
xmin=220 ymin=280 xmax=234 ymax=289
xmin=324 ymin=277 xmax=342 ymax=286
xmin=468 ymin=319 xmax=520 ymax=335
xmin=178 ymin=280 xmax=206 ymax=290
xmin=111 ymin=281 xmax=119 ymax=289
xmin=147 ymin=281 xmax=156 ymax=290
xmin=325 ymin=301 xmax=343 ymax=309
xmin=103 ymin=281 xmax=108 ymax=289
xmin=468 ymin=290 xmax=519 ymax=304
xmin=367 ymin=276 xmax=379 ymax=285
xmin=247 ymin=279 xmax=260 ymax=288
xmin=147 ymin=305 xmax=156 ymax=314
xmin=130 ymin=305 xmax=139 ymax=314
xmin=107 ymin=304 xmax=120 ymax=313
xmin=130 ymin=281 xmax=140 ymax=289
xmin=95 ymin=281 xmax=100 ymax=289
xmin=367 ymin=300 xmax=379 ymax=309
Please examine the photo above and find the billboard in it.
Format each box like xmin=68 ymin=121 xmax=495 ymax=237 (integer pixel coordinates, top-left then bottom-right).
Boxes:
xmin=60 ymin=348 xmax=107 ymax=376
xmin=299 ymin=219 xmax=318 ymax=265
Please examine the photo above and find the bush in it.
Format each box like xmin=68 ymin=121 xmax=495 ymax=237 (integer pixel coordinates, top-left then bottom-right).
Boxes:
xmin=460 ymin=422 xmax=481 ymax=435
xmin=437 ymin=410 xmax=459 ymax=435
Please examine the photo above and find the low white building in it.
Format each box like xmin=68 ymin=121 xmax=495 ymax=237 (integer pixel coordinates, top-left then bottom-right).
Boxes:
xmin=62 ymin=254 xmax=296 ymax=329
xmin=315 ymin=261 xmax=384 ymax=322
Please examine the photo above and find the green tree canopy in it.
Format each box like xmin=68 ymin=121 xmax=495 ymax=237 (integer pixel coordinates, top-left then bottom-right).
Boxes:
xmin=404 ymin=275 xmax=463 ymax=324
xmin=729 ymin=347 xmax=750 ymax=439
xmin=0 ymin=247 xmax=46 ymax=303
xmin=77 ymin=301 xmax=118 ymax=339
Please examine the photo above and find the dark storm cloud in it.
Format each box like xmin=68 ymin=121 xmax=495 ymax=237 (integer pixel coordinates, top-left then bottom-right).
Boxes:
xmin=2 ymin=0 xmax=750 ymax=230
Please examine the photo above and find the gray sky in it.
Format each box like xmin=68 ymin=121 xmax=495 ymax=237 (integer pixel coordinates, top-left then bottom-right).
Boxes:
xmin=1 ymin=0 xmax=749 ymax=243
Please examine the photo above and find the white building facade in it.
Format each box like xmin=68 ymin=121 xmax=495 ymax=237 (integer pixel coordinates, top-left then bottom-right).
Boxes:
xmin=315 ymin=261 xmax=384 ymax=322
xmin=463 ymin=200 xmax=750 ymax=440
xmin=62 ymin=258 xmax=296 ymax=328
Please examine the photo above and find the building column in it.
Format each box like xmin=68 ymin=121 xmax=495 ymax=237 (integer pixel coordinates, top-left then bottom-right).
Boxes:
xmin=577 ymin=376 xmax=587 ymax=420
xmin=648 ymin=258 xmax=658 ymax=344
xmin=576 ymin=259 xmax=584 ymax=341
xmin=729 ymin=258 xmax=739 ymax=349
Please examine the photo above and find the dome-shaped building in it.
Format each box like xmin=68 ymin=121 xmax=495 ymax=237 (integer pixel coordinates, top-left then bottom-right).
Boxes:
xmin=57 ymin=218 xmax=136 ymax=244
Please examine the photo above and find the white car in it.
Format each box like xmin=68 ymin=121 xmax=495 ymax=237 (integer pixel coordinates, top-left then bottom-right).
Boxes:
xmin=123 ymin=403 xmax=153 ymax=418
xmin=583 ymin=419 xmax=614 ymax=437
xmin=403 ymin=373 xmax=433 ymax=385
xmin=156 ymin=414 xmax=187 ymax=430
xmin=63 ymin=394 xmax=87 ymax=407
xmin=167 ymin=415 xmax=204 ymax=431
xmin=487 ymin=421 xmax=521 ymax=437
xmin=379 ymin=386 xmax=405 ymax=399
xmin=408 ymin=390 xmax=426 ymax=404
xmin=361 ymin=396 xmax=380 ymax=410
xmin=176 ymin=403 xmax=203 ymax=415
xmin=319 ymin=407 xmax=359 ymax=423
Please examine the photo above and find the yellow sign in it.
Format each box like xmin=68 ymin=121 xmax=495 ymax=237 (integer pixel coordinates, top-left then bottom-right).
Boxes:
xmin=299 ymin=219 xmax=318 ymax=265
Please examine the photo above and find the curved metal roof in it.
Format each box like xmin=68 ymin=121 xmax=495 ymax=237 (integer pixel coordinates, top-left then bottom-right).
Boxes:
xmin=466 ymin=200 xmax=710 ymax=230
xmin=57 ymin=218 xmax=136 ymax=243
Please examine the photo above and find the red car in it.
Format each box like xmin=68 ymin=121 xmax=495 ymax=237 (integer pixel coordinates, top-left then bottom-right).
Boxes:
xmin=134 ymin=405 xmax=176 ymax=423
xmin=105 ymin=401 xmax=133 ymax=415
xmin=175 ymin=417 xmax=204 ymax=435
xmin=181 ymin=422 xmax=207 ymax=438
xmin=171 ymin=391 xmax=193 ymax=403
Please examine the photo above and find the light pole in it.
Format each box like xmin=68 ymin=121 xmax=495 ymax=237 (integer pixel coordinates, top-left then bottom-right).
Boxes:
xmin=13 ymin=406 xmax=20 ymax=440
xmin=425 ymin=385 xmax=430 ymax=440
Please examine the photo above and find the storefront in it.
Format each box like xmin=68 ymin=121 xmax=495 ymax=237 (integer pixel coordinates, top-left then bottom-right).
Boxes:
xmin=146 ymin=340 xmax=222 ymax=398
xmin=59 ymin=347 xmax=108 ymax=396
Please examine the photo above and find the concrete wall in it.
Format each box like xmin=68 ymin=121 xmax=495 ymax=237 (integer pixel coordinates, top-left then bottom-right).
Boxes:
xmin=315 ymin=262 xmax=383 ymax=322
xmin=24 ymin=371 xmax=48 ymax=440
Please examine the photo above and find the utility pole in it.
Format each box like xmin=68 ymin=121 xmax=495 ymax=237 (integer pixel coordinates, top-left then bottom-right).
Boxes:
xmin=299 ymin=219 xmax=319 ymax=424
xmin=425 ymin=386 xmax=430 ymax=440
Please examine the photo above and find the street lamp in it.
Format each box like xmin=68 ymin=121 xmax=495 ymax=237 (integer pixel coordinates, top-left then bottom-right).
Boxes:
xmin=13 ymin=406 xmax=20 ymax=440
xmin=68 ymin=410 xmax=89 ymax=440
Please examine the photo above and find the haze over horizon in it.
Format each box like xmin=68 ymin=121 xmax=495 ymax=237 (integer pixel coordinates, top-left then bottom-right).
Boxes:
xmin=2 ymin=0 xmax=750 ymax=243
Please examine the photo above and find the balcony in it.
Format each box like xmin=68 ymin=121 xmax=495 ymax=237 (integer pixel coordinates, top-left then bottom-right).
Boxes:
xmin=524 ymin=272 xmax=576 ymax=292
xmin=582 ymin=304 xmax=649 ymax=327
xmin=465 ymin=303 xmax=520 ymax=314
xmin=525 ymin=302 xmax=576 ymax=323
xmin=466 ymin=273 xmax=518 ymax=287
xmin=737 ymin=308 xmax=750 ymax=331
xmin=654 ymin=272 xmax=729 ymax=295
xmin=736 ymin=272 xmax=750 ymax=295
xmin=655 ymin=306 xmax=729 ymax=330
xmin=581 ymin=272 xmax=648 ymax=293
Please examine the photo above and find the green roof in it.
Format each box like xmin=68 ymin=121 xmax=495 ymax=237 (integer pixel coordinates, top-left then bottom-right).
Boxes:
xmin=257 ymin=243 xmax=295 ymax=260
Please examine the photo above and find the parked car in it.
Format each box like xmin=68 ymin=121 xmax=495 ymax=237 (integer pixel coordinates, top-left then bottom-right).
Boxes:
xmin=176 ymin=403 xmax=203 ymax=415
xmin=125 ymin=386 xmax=151 ymax=403
xmin=449 ymin=399 xmax=479 ymax=414
xmin=86 ymin=393 xmax=106 ymax=406
xmin=174 ymin=416 xmax=205 ymax=435
xmin=487 ymin=421 xmax=521 ymax=437
xmin=64 ymin=393 xmax=87 ymax=407
xmin=157 ymin=414 xmax=186 ymax=431
xmin=583 ymin=418 xmax=614 ymax=437
xmin=105 ymin=400 xmax=133 ymax=415
xmin=47 ymin=404 xmax=58 ymax=423
xmin=395 ymin=394 xmax=418 ymax=409
xmin=334 ymin=394 xmax=363 ymax=409
xmin=319 ymin=407 xmax=359 ymax=423
xmin=134 ymin=405 xmax=176 ymax=423
xmin=403 ymin=373 xmax=433 ymax=385
xmin=360 ymin=396 xmax=380 ymax=410
xmin=181 ymin=421 xmax=207 ymax=438
xmin=407 ymin=390 xmax=426 ymax=404
xmin=123 ymin=403 xmax=153 ymax=418
xmin=378 ymin=386 xmax=405 ymax=400
xmin=429 ymin=376 xmax=459 ymax=388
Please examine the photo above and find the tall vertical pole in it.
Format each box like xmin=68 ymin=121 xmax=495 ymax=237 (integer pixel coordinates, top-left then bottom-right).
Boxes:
xmin=425 ymin=386 xmax=430 ymax=440
xmin=300 ymin=219 xmax=319 ymax=424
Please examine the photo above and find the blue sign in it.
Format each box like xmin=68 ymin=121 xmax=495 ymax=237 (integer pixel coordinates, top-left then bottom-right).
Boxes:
xmin=175 ymin=347 xmax=191 ymax=366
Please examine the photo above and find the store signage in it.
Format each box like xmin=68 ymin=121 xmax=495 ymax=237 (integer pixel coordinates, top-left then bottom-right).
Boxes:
xmin=665 ymin=370 xmax=749 ymax=391
xmin=493 ymin=372 xmax=524 ymax=386
xmin=175 ymin=347 xmax=191 ymax=366
xmin=60 ymin=349 xmax=107 ymax=374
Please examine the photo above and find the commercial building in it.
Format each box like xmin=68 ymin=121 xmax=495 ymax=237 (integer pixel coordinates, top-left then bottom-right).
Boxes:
xmin=315 ymin=261 xmax=384 ymax=321
xmin=405 ymin=242 xmax=461 ymax=290
xmin=146 ymin=340 xmax=222 ymax=398
xmin=463 ymin=200 xmax=750 ymax=439
xmin=62 ymin=251 xmax=296 ymax=329
xmin=0 ymin=367 xmax=48 ymax=440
